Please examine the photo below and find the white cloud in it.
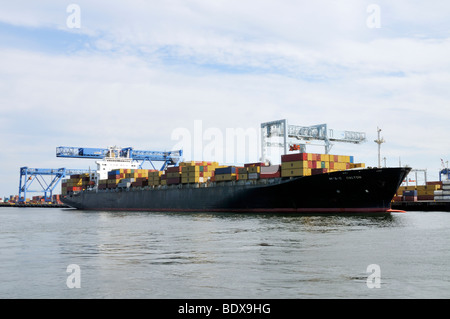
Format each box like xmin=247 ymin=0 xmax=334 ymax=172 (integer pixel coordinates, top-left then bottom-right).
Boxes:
xmin=1 ymin=1 xmax=450 ymax=196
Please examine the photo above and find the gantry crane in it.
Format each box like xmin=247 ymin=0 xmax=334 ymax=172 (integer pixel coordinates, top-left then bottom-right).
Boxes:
xmin=18 ymin=146 xmax=182 ymax=202
xmin=261 ymin=119 xmax=366 ymax=161
xmin=56 ymin=146 xmax=183 ymax=170
xmin=18 ymin=167 xmax=92 ymax=203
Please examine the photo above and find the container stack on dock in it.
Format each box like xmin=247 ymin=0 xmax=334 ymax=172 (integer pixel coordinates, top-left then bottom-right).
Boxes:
xmin=434 ymin=180 xmax=450 ymax=201
xmin=393 ymin=182 xmax=443 ymax=202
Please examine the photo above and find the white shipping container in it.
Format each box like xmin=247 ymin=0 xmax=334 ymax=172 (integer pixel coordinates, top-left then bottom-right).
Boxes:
xmin=248 ymin=173 xmax=259 ymax=180
xmin=435 ymin=195 xmax=450 ymax=201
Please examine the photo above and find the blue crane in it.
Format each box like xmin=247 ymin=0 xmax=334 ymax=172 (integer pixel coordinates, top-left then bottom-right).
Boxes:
xmin=56 ymin=146 xmax=183 ymax=170
xmin=18 ymin=167 xmax=92 ymax=203
xmin=17 ymin=147 xmax=182 ymax=203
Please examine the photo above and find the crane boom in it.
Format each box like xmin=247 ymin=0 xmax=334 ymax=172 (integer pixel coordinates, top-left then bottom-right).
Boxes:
xmin=56 ymin=146 xmax=183 ymax=168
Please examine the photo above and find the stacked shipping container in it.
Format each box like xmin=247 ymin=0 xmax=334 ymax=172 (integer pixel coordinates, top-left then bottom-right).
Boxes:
xmin=280 ymin=153 xmax=364 ymax=177
xmin=181 ymin=161 xmax=218 ymax=184
xmin=62 ymin=152 xmax=367 ymax=194
xmin=393 ymin=182 xmax=443 ymax=202
xmin=214 ymin=166 xmax=238 ymax=182
xmin=62 ymin=173 xmax=95 ymax=194
xmin=434 ymin=180 xmax=450 ymax=202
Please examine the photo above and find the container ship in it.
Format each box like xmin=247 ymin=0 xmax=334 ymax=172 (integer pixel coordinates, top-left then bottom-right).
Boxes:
xmin=61 ymin=151 xmax=410 ymax=214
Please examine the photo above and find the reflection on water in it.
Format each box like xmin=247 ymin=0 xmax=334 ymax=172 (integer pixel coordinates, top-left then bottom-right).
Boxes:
xmin=1 ymin=208 xmax=449 ymax=298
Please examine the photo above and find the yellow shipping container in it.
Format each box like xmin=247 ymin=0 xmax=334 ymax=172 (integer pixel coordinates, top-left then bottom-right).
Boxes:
xmin=238 ymin=167 xmax=248 ymax=174
xmin=321 ymin=154 xmax=330 ymax=162
xmin=248 ymin=166 xmax=261 ymax=173
xmin=202 ymin=172 xmax=212 ymax=178
xmin=166 ymin=172 xmax=181 ymax=178
xmin=215 ymin=174 xmax=236 ymax=181
xmin=188 ymin=165 xmax=200 ymax=172
xmin=334 ymin=162 xmax=347 ymax=170
xmin=417 ymin=189 xmax=436 ymax=196
xmin=182 ymin=176 xmax=203 ymax=184
xmin=191 ymin=176 xmax=202 ymax=183
xmin=238 ymin=174 xmax=248 ymax=180
xmin=416 ymin=185 xmax=440 ymax=191
xmin=180 ymin=161 xmax=195 ymax=167
xmin=281 ymin=161 xmax=309 ymax=170
xmin=149 ymin=171 xmax=163 ymax=178
xmin=182 ymin=171 xmax=200 ymax=178
xmin=281 ymin=168 xmax=311 ymax=177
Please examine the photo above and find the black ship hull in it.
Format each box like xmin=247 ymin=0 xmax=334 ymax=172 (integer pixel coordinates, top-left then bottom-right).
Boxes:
xmin=61 ymin=167 xmax=410 ymax=214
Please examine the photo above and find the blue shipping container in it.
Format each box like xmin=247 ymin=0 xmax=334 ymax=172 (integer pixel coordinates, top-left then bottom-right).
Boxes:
xmin=215 ymin=166 xmax=236 ymax=175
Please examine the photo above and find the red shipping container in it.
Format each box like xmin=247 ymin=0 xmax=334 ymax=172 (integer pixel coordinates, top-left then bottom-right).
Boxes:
xmin=167 ymin=166 xmax=182 ymax=173
xmin=281 ymin=153 xmax=308 ymax=162
xmin=418 ymin=195 xmax=434 ymax=201
xmin=427 ymin=181 xmax=442 ymax=186
xmin=244 ymin=162 xmax=265 ymax=167
xmin=167 ymin=177 xmax=181 ymax=185
xmin=260 ymin=172 xmax=281 ymax=179
xmin=403 ymin=196 xmax=417 ymax=202
xmin=308 ymin=161 xmax=317 ymax=169
xmin=311 ymin=168 xmax=328 ymax=175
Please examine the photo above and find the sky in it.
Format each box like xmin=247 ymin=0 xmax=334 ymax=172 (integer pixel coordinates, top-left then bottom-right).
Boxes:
xmin=1 ymin=0 xmax=450 ymax=198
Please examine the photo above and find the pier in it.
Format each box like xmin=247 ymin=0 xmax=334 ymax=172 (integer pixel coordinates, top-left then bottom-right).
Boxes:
xmin=392 ymin=201 xmax=450 ymax=212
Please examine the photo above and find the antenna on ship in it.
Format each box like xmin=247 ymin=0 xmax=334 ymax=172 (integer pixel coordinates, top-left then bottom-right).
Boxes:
xmin=374 ymin=127 xmax=385 ymax=168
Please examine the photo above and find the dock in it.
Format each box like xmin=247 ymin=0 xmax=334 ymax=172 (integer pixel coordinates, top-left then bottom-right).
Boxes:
xmin=392 ymin=201 xmax=450 ymax=212
xmin=0 ymin=202 xmax=69 ymax=208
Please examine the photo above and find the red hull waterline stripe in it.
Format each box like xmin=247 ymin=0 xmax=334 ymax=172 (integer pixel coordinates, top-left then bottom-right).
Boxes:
xmin=77 ymin=207 xmax=405 ymax=213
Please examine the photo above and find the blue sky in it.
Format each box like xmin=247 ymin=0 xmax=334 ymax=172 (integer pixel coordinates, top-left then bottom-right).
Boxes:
xmin=1 ymin=1 xmax=450 ymax=198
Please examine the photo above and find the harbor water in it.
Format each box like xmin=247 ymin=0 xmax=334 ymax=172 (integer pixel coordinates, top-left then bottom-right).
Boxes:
xmin=1 ymin=207 xmax=449 ymax=299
